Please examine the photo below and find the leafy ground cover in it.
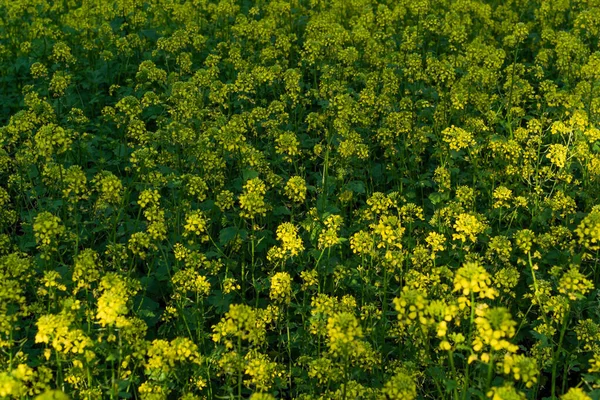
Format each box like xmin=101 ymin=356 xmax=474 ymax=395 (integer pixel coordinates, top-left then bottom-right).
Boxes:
xmin=1 ymin=0 xmax=600 ymax=399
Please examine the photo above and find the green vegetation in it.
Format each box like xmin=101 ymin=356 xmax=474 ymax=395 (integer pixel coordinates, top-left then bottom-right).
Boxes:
xmin=1 ymin=0 xmax=600 ymax=399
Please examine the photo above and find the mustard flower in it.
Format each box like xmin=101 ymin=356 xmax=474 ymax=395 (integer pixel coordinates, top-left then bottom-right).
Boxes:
xmin=239 ymin=177 xmax=268 ymax=219
xmin=284 ymin=175 xmax=307 ymax=203
xmin=269 ymin=272 xmax=292 ymax=304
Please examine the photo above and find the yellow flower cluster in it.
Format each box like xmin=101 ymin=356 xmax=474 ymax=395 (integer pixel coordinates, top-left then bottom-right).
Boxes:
xmin=442 ymin=125 xmax=475 ymax=151
xmin=493 ymin=186 xmax=513 ymax=209
xmin=239 ymin=177 xmax=268 ymax=219
xmin=453 ymin=262 xmax=497 ymax=308
xmin=72 ymin=248 xmax=100 ymax=291
xmin=547 ymin=143 xmax=569 ymax=168
xmin=318 ymin=215 xmax=343 ymax=250
xmin=269 ymin=272 xmax=292 ymax=304
xmin=575 ymin=208 xmax=600 ymax=251
xmin=35 ymin=312 xmax=94 ymax=359
xmin=183 ymin=210 xmax=210 ymax=242
xmin=243 ymin=351 xmax=283 ymax=392
xmin=216 ymin=189 xmax=235 ymax=212
xmin=171 ymin=268 xmax=211 ymax=298
xmin=370 ymin=215 xmax=404 ymax=249
xmin=212 ymin=304 xmax=267 ymax=348
xmin=452 ymin=213 xmax=487 ymax=243
xmin=145 ymin=337 xmax=202 ymax=380
xmin=472 ymin=306 xmax=518 ymax=356
xmin=500 ymin=354 xmax=539 ymax=388
xmin=267 ymin=222 xmax=304 ymax=262
xmin=96 ymin=273 xmax=137 ymax=328
xmin=350 ymin=230 xmax=374 ymax=256
xmin=138 ymin=189 xmax=161 ymax=209
xmin=284 ymin=175 xmax=307 ymax=203
xmin=33 ymin=212 xmax=64 ymax=256
xmin=382 ymin=368 xmax=417 ymax=400
xmin=558 ymin=265 xmax=594 ymax=301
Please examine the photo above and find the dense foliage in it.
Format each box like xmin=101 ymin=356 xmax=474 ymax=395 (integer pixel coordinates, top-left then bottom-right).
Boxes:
xmin=1 ymin=0 xmax=600 ymax=399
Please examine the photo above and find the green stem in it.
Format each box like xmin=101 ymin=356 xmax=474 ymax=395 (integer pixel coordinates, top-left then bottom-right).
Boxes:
xmin=551 ymin=308 xmax=570 ymax=399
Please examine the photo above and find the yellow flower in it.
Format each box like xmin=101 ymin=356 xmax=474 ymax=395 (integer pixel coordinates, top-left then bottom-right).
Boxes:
xmin=473 ymin=306 xmax=518 ymax=353
xmin=575 ymin=208 xmax=600 ymax=251
xmin=270 ymin=272 xmax=292 ymax=304
xmin=239 ymin=178 xmax=268 ymax=219
xmin=561 ymin=388 xmax=592 ymax=400
xmin=183 ymin=211 xmax=210 ymax=242
xmin=442 ymin=125 xmax=475 ymax=151
xmin=453 ymin=261 xmax=497 ymax=308
xmin=547 ymin=143 xmax=568 ymax=168
xmin=284 ymin=175 xmax=307 ymax=203
xmin=558 ymin=265 xmax=594 ymax=301
xmin=350 ymin=230 xmax=374 ymax=255
xmin=487 ymin=383 xmax=526 ymax=400
xmin=453 ymin=213 xmax=487 ymax=243
xmin=493 ymin=186 xmax=513 ymax=209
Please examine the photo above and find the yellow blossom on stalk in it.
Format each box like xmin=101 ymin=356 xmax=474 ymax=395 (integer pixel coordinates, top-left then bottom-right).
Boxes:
xmin=442 ymin=125 xmax=475 ymax=151
xmin=453 ymin=213 xmax=487 ymax=243
xmin=300 ymin=269 xmax=319 ymax=290
xmin=62 ymin=165 xmax=88 ymax=202
xmin=270 ymin=272 xmax=292 ymax=304
xmin=183 ymin=210 xmax=210 ymax=242
xmin=223 ymin=278 xmax=240 ymax=294
xmin=138 ymin=189 xmax=161 ymax=209
xmin=96 ymin=273 xmax=137 ymax=328
xmin=72 ymin=249 xmax=100 ymax=291
xmin=171 ymin=268 xmax=211 ymax=298
xmin=382 ymin=368 xmax=417 ymax=400
xmin=473 ymin=306 xmax=518 ymax=353
xmin=500 ymin=354 xmax=539 ymax=388
xmin=393 ymin=287 xmax=428 ymax=330
xmin=33 ymin=212 xmax=64 ymax=254
xmin=243 ymin=351 xmax=284 ymax=392
xmin=558 ymin=265 xmax=594 ymax=300
xmin=371 ymin=215 xmax=404 ymax=249
xmin=350 ymin=230 xmax=374 ymax=255
xmin=326 ymin=311 xmax=363 ymax=357
xmin=547 ymin=143 xmax=568 ymax=168
xmin=561 ymin=388 xmax=592 ymax=400
xmin=239 ymin=177 xmax=268 ymax=219
xmin=216 ymin=190 xmax=235 ymax=211
xmin=487 ymin=383 xmax=527 ymax=400
xmin=284 ymin=175 xmax=307 ymax=203
xmin=575 ymin=319 xmax=600 ymax=352
xmin=93 ymin=171 xmax=123 ymax=208
xmin=575 ymin=208 xmax=600 ymax=251
xmin=30 ymin=62 xmax=48 ymax=78
xmin=275 ymin=131 xmax=300 ymax=161
xmin=318 ymin=215 xmax=343 ymax=250
xmin=493 ymin=186 xmax=513 ymax=209
xmin=185 ymin=175 xmax=209 ymax=202
xmin=278 ymin=222 xmax=303 ymax=256
xmin=145 ymin=337 xmax=202 ymax=380
xmin=212 ymin=304 xmax=266 ymax=348
xmin=589 ymin=353 xmax=600 ymax=373
xmin=49 ymin=71 xmax=71 ymax=97
xmin=366 ymin=192 xmax=393 ymax=215
xmin=453 ymin=261 xmax=497 ymax=309
xmin=426 ymin=231 xmax=446 ymax=253
xmin=35 ymin=312 xmax=93 ymax=358
xmin=137 ymin=382 xmax=166 ymax=399
xmin=34 ymin=123 xmax=73 ymax=159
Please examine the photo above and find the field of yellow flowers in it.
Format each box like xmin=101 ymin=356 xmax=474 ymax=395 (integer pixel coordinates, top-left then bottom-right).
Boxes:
xmin=1 ymin=0 xmax=600 ymax=399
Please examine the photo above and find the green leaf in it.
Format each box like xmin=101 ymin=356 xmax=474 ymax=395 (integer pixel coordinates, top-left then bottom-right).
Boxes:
xmin=219 ymin=226 xmax=239 ymax=246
